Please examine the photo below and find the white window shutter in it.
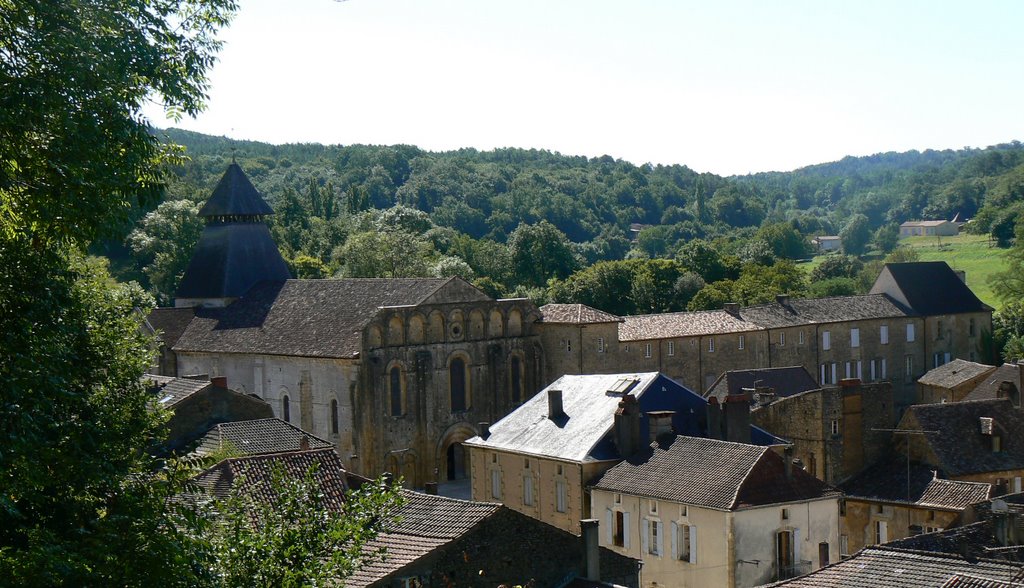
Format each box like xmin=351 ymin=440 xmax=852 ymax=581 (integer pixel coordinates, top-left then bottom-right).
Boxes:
xmin=641 ymin=518 xmax=649 ymax=554
xmin=793 ymin=528 xmax=800 ymax=561
xmin=605 ymin=509 xmax=613 ymax=543
xmin=945 ymin=352 xmax=951 ymax=363
xmin=623 ymin=512 xmax=631 ymax=549
xmin=671 ymin=521 xmax=678 ymax=559
xmin=690 ymin=525 xmax=698 ymax=564
xmin=657 ymin=521 xmax=665 ymax=557
xmin=881 ymin=359 xmax=887 ymax=379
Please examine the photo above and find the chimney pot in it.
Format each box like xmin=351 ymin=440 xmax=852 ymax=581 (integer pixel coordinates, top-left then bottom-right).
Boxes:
xmin=211 ymin=375 xmax=227 ymax=388
xmin=479 ymin=422 xmax=491 ymax=439
xmin=723 ymin=302 xmax=740 ymax=316
xmin=776 ymin=294 xmax=790 ymax=305
xmin=548 ymin=389 xmax=564 ymax=420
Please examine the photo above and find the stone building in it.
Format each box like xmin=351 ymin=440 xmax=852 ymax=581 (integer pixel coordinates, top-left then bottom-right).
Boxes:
xmin=916 ymin=358 xmax=996 ymax=404
xmin=964 ymin=362 xmax=1024 ymax=406
xmin=591 ymin=435 xmax=840 ymax=588
xmin=750 ymin=380 xmax=895 ymax=485
xmin=149 ymin=164 xmax=543 ymax=488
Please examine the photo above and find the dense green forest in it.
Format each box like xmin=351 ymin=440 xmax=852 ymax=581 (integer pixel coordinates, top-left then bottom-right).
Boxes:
xmin=107 ymin=129 xmax=1024 ymax=322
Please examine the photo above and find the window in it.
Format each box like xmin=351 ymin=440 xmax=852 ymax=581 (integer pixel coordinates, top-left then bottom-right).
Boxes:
xmin=875 ymin=520 xmax=888 ymax=544
xmin=556 ymin=464 xmax=564 ymax=476
xmin=490 ymin=469 xmax=501 ymax=499
xmin=450 ymin=357 xmax=468 ymax=412
xmin=649 ymin=500 xmax=658 ymax=515
xmin=831 ymin=420 xmax=840 ymax=435
xmin=993 ymin=435 xmax=1002 ymax=453
xmin=781 ymin=508 xmax=790 ymax=520
xmin=510 ymin=356 xmax=522 ymax=404
xmin=708 ymin=338 xmax=715 ymax=353
xmin=674 ymin=523 xmax=697 ymax=563
xmin=856 ymin=360 xmax=863 ymax=380
xmin=880 ymin=325 xmax=889 ymax=345
xmin=819 ymin=542 xmax=830 ymax=569
xmin=524 ymin=457 xmax=530 ymax=469
xmin=831 ymin=363 xmax=838 ymax=384
xmin=330 ymin=399 xmax=339 ymax=435
xmin=645 ymin=343 xmax=652 ymax=358
xmin=905 ymin=355 xmax=914 ymax=378
xmin=869 ymin=359 xmax=877 ymax=382
xmin=668 ymin=341 xmax=675 ymax=356
xmin=799 ymin=331 xmax=805 ymax=345
xmin=820 ymin=363 xmax=827 ymax=384
xmin=1014 ymin=477 xmax=1022 ymax=493
xmin=822 ymin=330 xmax=831 ymax=350
xmin=845 ymin=362 xmax=851 ymax=379
xmin=777 ymin=530 xmax=795 ymax=578
xmin=614 ymin=493 xmax=622 ymax=505
xmin=851 ymin=328 xmax=860 ymax=348
xmin=907 ymin=323 xmax=916 ymax=342
xmin=936 ymin=320 xmax=944 ymax=340
xmin=680 ymin=505 xmax=688 ymax=517
xmin=282 ymin=395 xmax=291 ymax=422
xmin=780 ymin=332 xmax=786 ymax=346
xmin=523 ymin=475 xmax=534 ymax=506
xmin=491 ymin=453 xmax=498 ymax=463
xmin=840 ymin=535 xmax=849 ymax=557
xmin=390 ymin=366 xmax=404 ymax=417
xmin=645 ymin=519 xmax=663 ymax=556
xmin=597 ymin=337 xmax=605 ymax=353
xmin=881 ymin=358 xmax=887 ymax=379
xmin=609 ymin=510 xmax=629 ymax=548
xmin=934 ymin=353 xmax=944 ymax=369
xmin=556 ymin=480 xmax=567 ymax=513
xmin=566 ymin=338 xmax=572 ymax=352
xmin=738 ymin=335 xmax=745 ymax=350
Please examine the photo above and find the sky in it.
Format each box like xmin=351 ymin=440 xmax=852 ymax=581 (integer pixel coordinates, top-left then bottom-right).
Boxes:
xmin=144 ymin=0 xmax=1024 ymax=176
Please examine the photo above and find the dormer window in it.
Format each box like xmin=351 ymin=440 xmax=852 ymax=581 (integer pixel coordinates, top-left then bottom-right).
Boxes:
xmin=993 ymin=435 xmax=1002 ymax=453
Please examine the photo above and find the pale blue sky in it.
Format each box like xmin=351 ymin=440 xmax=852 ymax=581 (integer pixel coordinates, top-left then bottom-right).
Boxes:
xmin=145 ymin=0 xmax=1024 ymax=175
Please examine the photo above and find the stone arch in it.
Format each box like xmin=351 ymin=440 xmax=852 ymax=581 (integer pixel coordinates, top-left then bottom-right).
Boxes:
xmin=448 ymin=310 xmax=465 ymax=342
xmin=367 ymin=324 xmax=383 ymax=349
xmin=387 ymin=314 xmax=405 ymax=346
xmin=469 ymin=309 xmax=485 ymax=340
xmin=436 ymin=422 xmax=478 ymax=482
xmin=385 ymin=359 xmax=408 ymax=417
xmin=488 ymin=308 xmax=505 ymax=338
xmin=408 ymin=313 xmax=426 ymax=344
xmin=428 ymin=311 xmax=445 ymax=343
xmin=279 ymin=386 xmax=291 ymax=423
xmin=507 ymin=308 xmax=523 ymax=336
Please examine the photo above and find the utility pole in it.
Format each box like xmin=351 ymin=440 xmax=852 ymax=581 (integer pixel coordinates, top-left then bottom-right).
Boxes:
xmin=871 ymin=428 xmax=940 ymax=501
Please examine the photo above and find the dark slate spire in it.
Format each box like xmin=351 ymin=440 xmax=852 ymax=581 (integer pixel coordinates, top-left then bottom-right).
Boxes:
xmin=198 ymin=162 xmax=275 ymax=218
xmin=175 ymin=163 xmax=291 ymax=306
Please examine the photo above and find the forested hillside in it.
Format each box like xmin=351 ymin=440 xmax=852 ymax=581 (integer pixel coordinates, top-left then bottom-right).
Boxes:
xmin=110 ymin=129 xmax=1024 ymax=324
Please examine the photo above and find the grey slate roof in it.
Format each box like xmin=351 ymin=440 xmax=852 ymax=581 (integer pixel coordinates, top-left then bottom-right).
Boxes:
xmin=901 ymin=399 xmax=1024 ymax=477
xmin=919 ymin=360 xmax=997 ymax=389
xmin=740 ymin=294 xmax=913 ymax=328
xmin=463 ymin=372 xmax=661 ymax=462
xmin=762 ymin=547 xmax=1024 ymax=587
xmin=591 ymin=436 xmax=837 ymax=510
xmin=619 ymin=309 xmax=762 ymax=340
xmin=144 ymin=306 xmax=196 ymax=347
xmin=146 ymin=375 xmax=210 ymax=407
xmin=841 ymin=459 xmax=992 ymax=510
xmin=192 ymin=447 xmax=349 ymax=510
xmin=539 ymin=303 xmax=622 ymax=324
xmin=175 ymin=222 xmax=292 ymax=300
xmin=965 ymin=364 xmax=1024 ymax=402
xmin=198 ymin=163 xmax=275 ymax=217
xmin=175 ymin=278 xmax=459 ymax=358
xmin=194 ymin=418 xmax=333 ymax=457
xmin=704 ymin=366 xmax=818 ymax=403
xmin=870 ymin=261 xmax=993 ymax=316
xmin=887 ymin=521 xmax=1024 ymax=564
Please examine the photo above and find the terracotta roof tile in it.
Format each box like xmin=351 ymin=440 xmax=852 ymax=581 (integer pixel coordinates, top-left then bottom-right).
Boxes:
xmin=619 ymin=309 xmax=762 ymax=340
xmin=194 ymin=418 xmax=332 ymax=457
xmin=919 ymin=360 xmax=997 ymax=389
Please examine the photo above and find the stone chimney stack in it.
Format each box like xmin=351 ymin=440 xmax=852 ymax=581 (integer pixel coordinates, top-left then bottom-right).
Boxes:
xmin=479 ymin=422 xmax=491 ymax=439
xmin=614 ymin=394 xmax=641 ymax=458
xmin=647 ymin=411 xmax=675 ymax=443
xmin=581 ymin=519 xmax=600 ymax=582
xmin=784 ymin=446 xmax=794 ymax=481
xmin=211 ymin=375 xmax=227 ymax=388
xmin=548 ymin=389 xmax=564 ymax=420
xmin=707 ymin=396 xmax=723 ymax=440
xmin=299 ymin=436 xmax=310 ymax=451
xmin=775 ymin=294 xmax=790 ymax=305
xmin=724 ymin=388 xmax=752 ymax=444
xmin=723 ymin=302 xmax=740 ymax=316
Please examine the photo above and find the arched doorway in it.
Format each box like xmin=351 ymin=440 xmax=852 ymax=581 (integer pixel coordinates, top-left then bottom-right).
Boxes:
xmin=446 ymin=442 xmax=467 ymax=481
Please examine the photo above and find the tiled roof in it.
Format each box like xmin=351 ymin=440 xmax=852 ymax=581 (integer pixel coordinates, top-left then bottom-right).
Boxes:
xmin=175 ymin=222 xmax=292 ymax=301
xmin=146 ymin=375 xmax=210 ymax=407
xmin=464 ymin=373 xmax=664 ymax=462
xmin=965 ymin=364 xmax=1024 ymax=402
xmin=901 ymin=399 xmax=1024 ymax=477
xmin=175 ymin=278 xmax=461 ymax=358
xmin=870 ymin=261 xmax=992 ymax=316
xmin=192 ymin=447 xmax=349 ymax=510
xmin=704 ymin=366 xmax=818 ymax=403
xmin=763 ymin=547 xmax=1024 ymax=588
xmin=887 ymin=520 xmax=1024 ymax=563
xmin=619 ymin=309 xmax=762 ymax=340
xmin=592 ymin=436 xmax=837 ymax=510
xmin=539 ymin=303 xmax=621 ymax=324
xmin=841 ymin=459 xmax=992 ymax=510
xmin=198 ymin=163 xmax=275 ymax=217
xmin=740 ymin=294 xmax=913 ymax=328
xmin=919 ymin=360 xmax=997 ymax=389
xmin=194 ymin=418 xmax=333 ymax=457
xmin=144 ymin=306 xmax=196 ymax=347
xmin=941 ymin=576 xmax=1022 ymax=588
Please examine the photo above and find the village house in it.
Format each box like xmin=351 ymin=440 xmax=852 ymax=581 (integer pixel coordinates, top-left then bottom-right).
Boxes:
xmin=590 ymin=435 xmax=840 ymax=588
xmin=811 ymin=235 xmax=842 ymax=251
xmin=462 ymin=372 xmax=782 ymax=534
xmin=703 ymin=366 xmax=819 ymax=406
xmin=191 ymin=417 xmax=334 ymax=458
xmin=916 ymin=358 xmax=997 ymax=404
xmin=838 ymin=459 xmax=992 ymax=556
xmin=963 ymin=362 xmax=1024 ymax=406
xmin=899 ymin=219 xmax=958 ymax=237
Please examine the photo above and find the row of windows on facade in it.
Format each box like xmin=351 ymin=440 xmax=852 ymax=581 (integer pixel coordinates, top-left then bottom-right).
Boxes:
xmin=817 ymin=351 xmax=960 ymax=386
xmin=279 ymin=395 xmax=341 ymax=435
xmin=383 ymin=356 xmax=525 ymax=418
xmin=605 ymin=502 xmax=697 ymax=563
xmin=488 ymin=456 xmax=569 ymax=513
xmin=568 ymin=319 xmax=978 ymax=359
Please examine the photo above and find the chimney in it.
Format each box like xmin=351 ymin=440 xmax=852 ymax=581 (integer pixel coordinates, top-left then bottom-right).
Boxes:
xmin=479 ymin=422 xmax=491 ymax=440
xmin=753 ymin=380 xmax=776 ymax=407
xmin=707 ymin=396 xmax=723 ymax=440
xmin=614 ymin=394 xmax=641 ymax=458
xmin=424 ymin=482 xmax=438 ymax=495
xmin=775 ymin=294 xmax=790 ymax=305
xmin=548 ymin=389 xmax=564 ymax=420
xmin=581 ymin=519 xmax=600 ymax=582
xmin=723 ymin=302 xmax=740 ymax=316
xmin=299 ymin=436 xmax=310 ymax=451
xmin=839 ymin=378 xmax=861 ymax=390
xmin=211 ymin=375 xmax=227 ymax=389
xmin=784 ymin=446 xmax=794 ymax=481
xmin=647 ymin=411 xmax=675 ymax=443
xmin=724 ymin=388 xmax=752 ymax=444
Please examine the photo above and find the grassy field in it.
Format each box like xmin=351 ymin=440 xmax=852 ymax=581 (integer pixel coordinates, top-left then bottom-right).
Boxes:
xmin=800 ymin=233 xmax=1010 ymax=310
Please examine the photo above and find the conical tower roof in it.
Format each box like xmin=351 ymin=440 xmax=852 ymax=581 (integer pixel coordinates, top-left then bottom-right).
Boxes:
xmin=198 ymin=162 xmax=274 ymax=217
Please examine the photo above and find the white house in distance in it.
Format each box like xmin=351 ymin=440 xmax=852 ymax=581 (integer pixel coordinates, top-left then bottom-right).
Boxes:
xmin=811 ymin=235 xmax=841 ymax=251
xmin=590 ymin=436 xmax=840 ymax=588
xmin=899 ymin=219 xmax=958 ymax=237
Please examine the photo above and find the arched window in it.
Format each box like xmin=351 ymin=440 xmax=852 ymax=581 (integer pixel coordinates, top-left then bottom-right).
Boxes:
xmin=282 ymin=395 xmax=291 ymax=422
xmin=390 ymin=366 xmax=404 ymax=417
xmin=450 ymin=357 xmax=467 ymax=412
xmin=511 ymin=355 xmax=523 ymax=404
xmin=330 ymin=398 xmax=339 ymax=434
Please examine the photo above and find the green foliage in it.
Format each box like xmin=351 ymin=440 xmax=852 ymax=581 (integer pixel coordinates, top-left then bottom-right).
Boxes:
xmin=687 ymin=280 xmax=736 ymax=311
xmin=807 ymin=277 xmax=860 ymax=298
xmin=290 ymin=255 xmax=329 ymax=279
xmin=873 ymin=224 xmax=900 ymax=254
xmin=127 ymin=199 xmax=204 ymax=303
xmin=839 ymin=213 xmax=872 ymax=255
xmin=809 ymin=255 xmax=864 ymax=283
xmin=508 ymin=221 xmax=579 ymax=287
xmin=549 ymin=258 xmax=691 ymax=315
xmin=756 ymin=222 xmax=811 ymax=260
xmin=207 ymin=469 xmax=403 ymax=588
xmin=992 ymin=221 xmax=1024 ymax=305
xmin=732 ymin=260 xmax=808 ymax=305
xmin=676 ymin=239 xmax=738 ymax=283
xmin=336 ymin=230 xmax=436 ymax=278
